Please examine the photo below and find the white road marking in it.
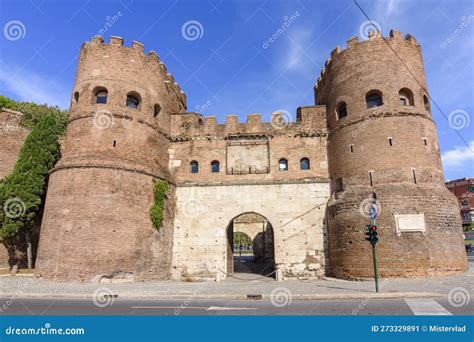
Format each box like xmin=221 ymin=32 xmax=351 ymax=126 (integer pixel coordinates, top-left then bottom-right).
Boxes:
xmin=130 ymin=306 xmax=257 ymax=311
xmin=405 ymin=298 xmax=452 ymax=316
xmin=131 ymin=306 xmax=206 ymax=310
xmin=206 ymin=306 xmax=257 ymax=311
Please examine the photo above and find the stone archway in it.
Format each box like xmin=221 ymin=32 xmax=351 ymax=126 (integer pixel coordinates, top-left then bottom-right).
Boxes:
xmin=226 ymin=212 xmax=275 ymax=279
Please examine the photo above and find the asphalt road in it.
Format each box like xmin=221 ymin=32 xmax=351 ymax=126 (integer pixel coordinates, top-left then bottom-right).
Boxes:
xmin=1 ymin=297 xmax=472 ymax=316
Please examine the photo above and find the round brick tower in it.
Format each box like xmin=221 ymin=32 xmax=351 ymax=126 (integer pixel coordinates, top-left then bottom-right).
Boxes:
xmin=35 ymin=36 xmax=186 ymax=281
xmin=316 ymin=30 xmax=467 ymax=279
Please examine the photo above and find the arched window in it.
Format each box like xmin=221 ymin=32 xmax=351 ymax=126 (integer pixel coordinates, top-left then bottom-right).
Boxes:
xmin=154 ymin=104 xmax=161 ymax=117
xmin=336 ymin=102 xmax=347 ymax=120
xmin=279 ymin=158 xmax=288 ymax=171
xmin=94 ymin=87 xmax=108 ymax=104
xmin=423 ymin=95 xmax=430 ymax=111
xmin=399 ymin=88 xmax=414 ymax=106
xmin=126 ymin=92 xmax=141 ymax=109
xmin=366 ymin=90 xmax=383 ymax=108
xmin=74 ymin=92 xmax=79 ymax=103
xmin=190 ymin=160 xmax=199 ymax=173
xmin=300 ymin=157 xmax=310 ymax=170
xmin=211 ymin=160 xmax=220 ymax=173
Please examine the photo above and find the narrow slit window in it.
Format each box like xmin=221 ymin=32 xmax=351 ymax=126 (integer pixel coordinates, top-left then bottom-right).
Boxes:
xmin=422 ymin=138 xmax=427 ymax=146
xmin=369 ymin=171 xmax=373 ymax=187
xmin=388 ymin=138 xmax=393 ymax=146
xmin=412 ymin=168 xmax=417 ymax=184
xmin=349 ymin=145 xmax=353 ymax=153
xmin=113 ymin=140 xmax=116 ymax=147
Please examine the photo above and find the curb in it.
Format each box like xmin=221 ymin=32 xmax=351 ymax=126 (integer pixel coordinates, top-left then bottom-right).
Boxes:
xmin=0 ymin=292 xmax=444 ymax=301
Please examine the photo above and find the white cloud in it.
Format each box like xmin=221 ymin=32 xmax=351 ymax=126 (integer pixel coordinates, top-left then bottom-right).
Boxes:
xmin=282 ymin=29 xmax=314 ymax=72
xmin=376 ymin=0 xmax=401 ymax=21
xmin=441 ymin=141 xmax=474 ymax=173
xmin=0 ymin=62 xmax=70 ymax=109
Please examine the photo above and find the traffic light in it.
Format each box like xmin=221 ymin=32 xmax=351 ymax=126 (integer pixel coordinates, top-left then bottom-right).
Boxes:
xmin=365 ymin=224 xmax=379 ymax=244
xmin=365 ymin=225 xmax=372 ymax=242
xmin=370 ymin=224 xmax=378 ymax=244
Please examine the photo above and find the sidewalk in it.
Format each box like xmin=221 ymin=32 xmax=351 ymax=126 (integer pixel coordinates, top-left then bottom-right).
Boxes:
xmin=1 ymin=263 xmax=472 ymax=301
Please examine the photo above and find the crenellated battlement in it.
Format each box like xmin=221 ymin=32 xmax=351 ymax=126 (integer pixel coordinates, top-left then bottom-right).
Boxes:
xmin=86 ymin=36 xmax=186 ymax=105
xmin=315 ymin=30 xmax=420 ymax=92
xmin=170 ymin=107 xmax=327 ymax=140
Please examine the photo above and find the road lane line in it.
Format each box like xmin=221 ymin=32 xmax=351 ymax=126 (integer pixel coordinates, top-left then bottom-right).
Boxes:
xmin=404 ymin=298 xmax=452 ymax=315
xmin=131 ymin=306 xmax=206 ymax=309
xmin=206 ymin=306 xmax=257 ymax=311
xmin=130 ymin=306 xmax=257 ymax=311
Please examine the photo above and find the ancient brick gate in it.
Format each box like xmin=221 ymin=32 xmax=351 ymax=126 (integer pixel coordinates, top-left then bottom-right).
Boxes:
xmin=171 ymin=181 xmax=329 ymax=281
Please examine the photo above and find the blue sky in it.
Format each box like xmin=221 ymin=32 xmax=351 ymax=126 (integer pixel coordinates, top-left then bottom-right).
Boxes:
xmin=0 ymin=0 xmax=472 ymax=180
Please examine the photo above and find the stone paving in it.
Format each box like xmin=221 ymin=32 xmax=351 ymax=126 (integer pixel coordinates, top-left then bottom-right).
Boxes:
xmin=1 ymin=260 xmax=472 ymax=300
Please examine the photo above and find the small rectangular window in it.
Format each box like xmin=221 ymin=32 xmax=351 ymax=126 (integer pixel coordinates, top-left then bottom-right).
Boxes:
xmin=349 ymin=145 xmax=353 ymax=153
xmin=422 ymin=138 xmax=427 ymax=146
xmin=113 ymin=140 xmax=116 ymax=147
xmin=388 ymin=137 xmax=392 ymax=146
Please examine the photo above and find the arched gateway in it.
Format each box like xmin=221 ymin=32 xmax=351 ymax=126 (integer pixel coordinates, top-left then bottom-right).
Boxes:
xmin=171 ymin=182 xmax=329 ymax=281
xmin=226 ymin=212 xmax=276 ymax=279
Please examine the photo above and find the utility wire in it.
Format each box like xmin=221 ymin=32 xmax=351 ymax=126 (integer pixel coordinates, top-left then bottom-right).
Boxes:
xmin=353 ymin=0 xmax=473 ymax=152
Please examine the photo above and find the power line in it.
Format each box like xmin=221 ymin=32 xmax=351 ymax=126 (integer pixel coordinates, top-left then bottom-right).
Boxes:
xmin=353 ymin=0 xmax=473 ymax=152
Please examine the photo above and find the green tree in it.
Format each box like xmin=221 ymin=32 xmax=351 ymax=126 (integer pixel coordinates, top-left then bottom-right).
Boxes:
xmin=0 ymin=95 xmax=68 ymax=129
xmin=0 ymin=95 xmax=68 ymax=267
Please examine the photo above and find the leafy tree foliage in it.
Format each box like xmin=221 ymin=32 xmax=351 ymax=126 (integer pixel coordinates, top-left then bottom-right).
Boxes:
xmin=0 ymin=96 xmax=68 ymax=243
xmin=0 ymin=95 xmax=68 ymax=129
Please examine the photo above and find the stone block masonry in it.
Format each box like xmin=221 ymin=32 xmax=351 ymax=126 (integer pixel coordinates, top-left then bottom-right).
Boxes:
xmin=171 ymin=181 xmax=330 ymax=280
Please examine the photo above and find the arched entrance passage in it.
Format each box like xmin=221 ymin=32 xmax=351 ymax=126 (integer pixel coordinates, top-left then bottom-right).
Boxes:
xmin=226 ymin=212 xmax=276 ymax=279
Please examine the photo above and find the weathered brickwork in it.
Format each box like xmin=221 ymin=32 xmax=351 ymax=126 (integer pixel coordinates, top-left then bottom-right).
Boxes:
xmin=316 ymin=30 xmax=467 ymax=278
xmin=0 ymin=109 xmax=30 ymax=180
xmin=18 ymin=30 xmax=465 ymax=282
